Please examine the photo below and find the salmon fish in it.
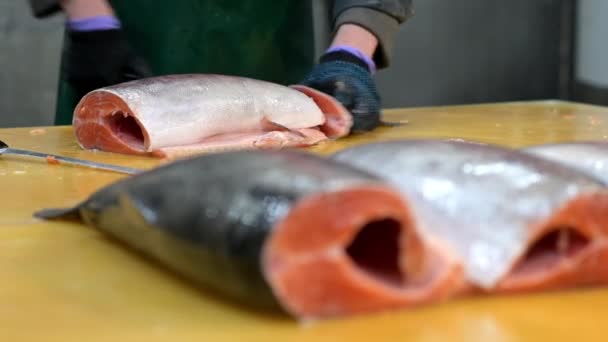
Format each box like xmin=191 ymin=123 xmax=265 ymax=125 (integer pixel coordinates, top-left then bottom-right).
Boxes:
xmin=72 ymin=75 xmax=352 ymax=159
xmin=522 ymin=141 xmax=608 ymax=184
xmin=33 ymin=150 xmax=459 ymax=320
xmin=330 ymin=140 xmax=608 ymax=294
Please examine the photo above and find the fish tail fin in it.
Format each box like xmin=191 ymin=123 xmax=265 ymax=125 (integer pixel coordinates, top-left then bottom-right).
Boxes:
xmin=33 ymin=206 xmax=82 ymax=221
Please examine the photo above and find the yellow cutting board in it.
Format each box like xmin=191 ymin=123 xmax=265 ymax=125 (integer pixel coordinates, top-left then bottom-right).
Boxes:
xmin=1 ymin=100 xmax=607 ymax=341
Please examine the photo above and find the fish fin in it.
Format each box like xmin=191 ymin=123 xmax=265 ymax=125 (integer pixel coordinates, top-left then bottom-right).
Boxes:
xmin=33 ymin=206 xmax=82 ymax=221
xmin=260 ymin=117 xmax=306 ymax=138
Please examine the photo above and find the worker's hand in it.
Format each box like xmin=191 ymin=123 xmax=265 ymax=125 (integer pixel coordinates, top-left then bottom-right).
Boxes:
xmin=298 ymin=48 xmax=381 ymax=133
xmin=63 ymin=28 xmax=152 ymax=94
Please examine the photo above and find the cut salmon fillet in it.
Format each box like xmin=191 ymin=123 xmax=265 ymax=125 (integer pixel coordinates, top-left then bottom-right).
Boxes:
xmin=72 ymin=74 xmax=353 ymax=159
xmin=263 ymin=186 xmax=463 ymax=319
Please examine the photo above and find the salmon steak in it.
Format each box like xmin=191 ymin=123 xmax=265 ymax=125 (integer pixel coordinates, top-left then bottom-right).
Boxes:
xmin=33 ymin=150 xmax=459 ymax=320
xmin=72 ymin=74 xmax=353 ymax=159
xmin=331 ymin=139 xmax=608 ymax=294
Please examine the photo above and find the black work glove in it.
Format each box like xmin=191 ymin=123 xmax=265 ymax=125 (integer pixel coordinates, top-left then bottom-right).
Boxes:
xmin=62 ymin=28 xmax=153 ymax=95
xmin=298 ymin=50 xmax=381 ymax=133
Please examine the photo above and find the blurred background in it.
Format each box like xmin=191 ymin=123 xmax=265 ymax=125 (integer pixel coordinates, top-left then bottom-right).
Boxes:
xmin=1 ymin=0 xmax=607 ymax=128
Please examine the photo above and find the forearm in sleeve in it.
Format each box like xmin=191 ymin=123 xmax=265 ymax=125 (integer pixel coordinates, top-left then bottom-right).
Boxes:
xmin=332 ymin=0 xmax=414 ymax=69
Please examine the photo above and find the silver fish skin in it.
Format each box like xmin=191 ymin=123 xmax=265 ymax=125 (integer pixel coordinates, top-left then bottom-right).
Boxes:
xmin=330 ymin=139 xmax=606 ymax=289
xmin=522 ymin=141 xmax=608 ymax=185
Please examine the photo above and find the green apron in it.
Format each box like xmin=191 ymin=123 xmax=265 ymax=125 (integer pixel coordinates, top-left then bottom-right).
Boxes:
xmin=54 ymin=1 xmax=316 ymax=125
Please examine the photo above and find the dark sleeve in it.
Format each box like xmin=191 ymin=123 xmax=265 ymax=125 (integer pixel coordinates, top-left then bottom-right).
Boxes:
xmin=332 ymin=0 xmax=414 ymax=69
xmin=28 ymin=0 xmax=62 ymax=18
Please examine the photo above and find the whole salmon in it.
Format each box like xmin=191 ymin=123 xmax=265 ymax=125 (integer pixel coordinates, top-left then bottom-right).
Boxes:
xmin=522 ymin=141 xmax=608 ymax=184
xmin=33 ymin=150 xmax=458 ymax=320
xmin=331 ymin=140 xmax=608 ymax=293
xmin=72 ymin=75 xmax=353 ymax=159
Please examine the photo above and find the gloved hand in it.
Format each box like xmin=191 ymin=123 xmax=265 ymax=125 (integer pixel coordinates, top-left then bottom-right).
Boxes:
xmin=62 ymin=16 xmax=152 ymax=95
xmin=298 ymin=46 xmax=381 ymax=133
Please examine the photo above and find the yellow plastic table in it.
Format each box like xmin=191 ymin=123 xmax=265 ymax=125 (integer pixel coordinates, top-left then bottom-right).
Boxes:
xmin=1 ymin=100 xmax=607 ymax=341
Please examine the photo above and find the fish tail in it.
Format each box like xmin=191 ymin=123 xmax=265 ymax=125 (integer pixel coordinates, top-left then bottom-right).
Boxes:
xmin=33 ymin=206 xmax=81 ymax=220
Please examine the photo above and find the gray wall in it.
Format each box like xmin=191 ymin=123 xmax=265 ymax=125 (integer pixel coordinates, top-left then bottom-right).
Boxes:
xmin=376 ymin=0 xmax=571 ymax=108
xmin=0 ymin=0 xmax=63 ymax=128
xmin=575 ymin=0 xmax=608 ymax=87
xmin=572 ymin=0 xmax=608 ymax=105
xmin=0 ymin=0 xmax=576 ymax=128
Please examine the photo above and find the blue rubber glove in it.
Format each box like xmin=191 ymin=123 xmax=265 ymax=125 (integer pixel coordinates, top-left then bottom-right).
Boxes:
xmin=298 ymin=46 xmax=381 ymax=133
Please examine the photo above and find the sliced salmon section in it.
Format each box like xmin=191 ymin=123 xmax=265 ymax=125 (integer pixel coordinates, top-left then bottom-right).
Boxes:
xmin=496 ymin=192 xmax=608 ymax=292
xmin=72 ymin=74 xmax=353 ymax=159
xmin=263 ymin=186 xmax=463 ymax=319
